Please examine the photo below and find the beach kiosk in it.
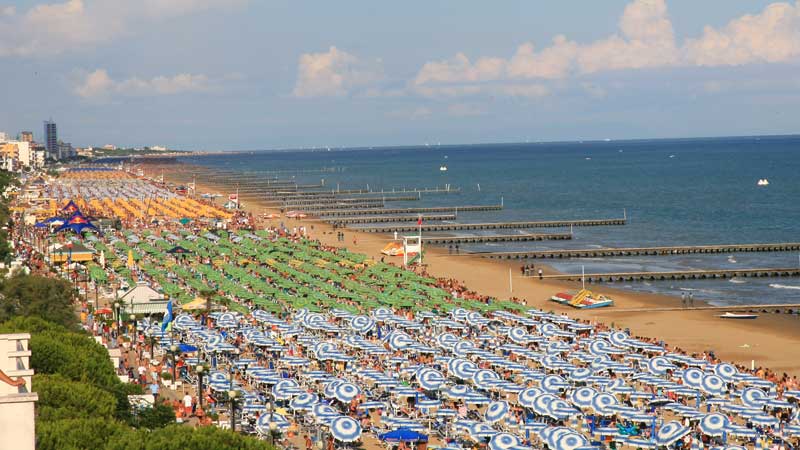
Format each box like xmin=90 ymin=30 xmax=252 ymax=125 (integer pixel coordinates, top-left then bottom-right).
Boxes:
xmin=119 ymin=282 xmax=169 ymax=316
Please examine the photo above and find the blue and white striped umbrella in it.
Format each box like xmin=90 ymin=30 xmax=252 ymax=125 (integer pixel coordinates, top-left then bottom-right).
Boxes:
xmin=710 ymin=447 xmax=747 ymax=450
xmin=468 ymin=422 xmax=499 ymax=439
xmin=518 ymin=387 xmax=542 ymax=408
xmin=453 ymin=341 xmax=475 ymax=357
xmin=257 ymin=413 xmax=290 ymax=432
xmin=568 ymin=367 xmax=592 ymax=382
xmin=489 ymin=433 xmax=521 ymax=450
xmin=437 ymin=408 xmax=457 ymax=417
xmin=714 ymin=363 xmax=738 ymax=382
xmin=701 ymin=374 xmax=727 ymax=396
xmin=312 ymin=404 xmax=340 ymax=419
xmin=656 ymin=421 xmax=691 ymax=446
xmin=724 ymin=425 xmax=757 ymax=438
xmin=416 ymin=398 xmax=442 ymax=410
xmin=647 ymin=356 xmax=676 ymax=375
xmin=485 ymin=401 xmax=510 ymax=423
xmin=417 ymin=368 xmax=446 ymax=390
xmin=590 ymin=393 xmax=618 ymax=415
xmin=508 ymin=327 xmax=529 ymax=343
xmin=609 ymin=331 xmax=629 ymax=347
xmin=334 ymin=382 xmax=362 ymax=402
xmin=472 ymin=369 xmax=501 ymax=389
xmin=764 ymin=398 xmax=792 ymax=409
xmin=290 ymin=392 xmax=319 ymax=411
xmin=740 ymin=387 xmax=768 ymax=408
xmin=532 ymin=394 xmax=559 ymax=416
xmin=554 ymin=432 xmax=589 ymax=450
xmin=324 ymin=379 xmax=344 ymax=398
xmin=569 ymin=387 xmax=597 ymax=408
xmin=350 ymin=316 xmax=375 ymax=333
xmin=749 ymin=414 xmax=779 ymax=427
xmin=699 ymin=413 xmax=729 ymax=436
xmin=437 ymin=333 xmax=459 ymax=349
xmin=683 ymin=368 xmax=706 ymax=388
xmin=445 ymin=385 xmax=472 ymax=399
xmin=358 ymin=401 xmax=386 ymax=410
xmin=449 ymin=358 xmax=478 ymax=379
xmin=387 ymin=332 xmax=414 ymax=350
xmin=783 ymin=425 xmax=800 ymax=436
xmin=588 ymin=339 xmax=621 ymax=356
xmin=541 ymin=375 xmax=568 ymax=393
xmin=330 ymin=416 xmax=362 ymax=442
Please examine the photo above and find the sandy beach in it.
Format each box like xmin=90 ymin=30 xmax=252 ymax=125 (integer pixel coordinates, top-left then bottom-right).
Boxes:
xmin=150 ymin=161 xmax=800 ymax=377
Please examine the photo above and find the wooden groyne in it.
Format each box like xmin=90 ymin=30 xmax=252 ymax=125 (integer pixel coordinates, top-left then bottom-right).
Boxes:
xmin=421 ymin=233 xmax=573 ymax=245
xmin=278 ymin=195 xmax=420 ymax=206
xmin=285 ymin=201 xmax=386 ymax=211
xmin=316 ymin=205 xmax=503 ymax=217
xmin=266 ymin=187 xmax=461 ymax=199
xmin=356 ymin=218 xmax=626 ymax=233
xmin=321 ymin=214 xmax=457 ymax=224
xmin=534 ymin=267 xmax=800 ymax=282
xmin=480 ymin=242 xmax=800 ymax=260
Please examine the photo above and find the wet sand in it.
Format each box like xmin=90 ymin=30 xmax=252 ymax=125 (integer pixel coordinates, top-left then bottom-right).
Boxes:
xmin=151 ymin=163 xmax=800 ymax=377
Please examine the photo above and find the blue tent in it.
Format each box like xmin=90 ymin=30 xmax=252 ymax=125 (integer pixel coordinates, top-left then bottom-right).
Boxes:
xmin=55 ymin=212 xmax=99 ymax=234
xmin=379 ymin=429 xmax=428 ymax=443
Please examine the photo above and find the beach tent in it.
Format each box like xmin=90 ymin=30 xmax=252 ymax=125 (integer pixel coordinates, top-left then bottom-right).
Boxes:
xmin=55 ymin=212 xmax=99 ymax=234
xmin=379 ymin=429 xmax=428 ymax=443
xmin=60 ymin=200 xmax=81 ymax=216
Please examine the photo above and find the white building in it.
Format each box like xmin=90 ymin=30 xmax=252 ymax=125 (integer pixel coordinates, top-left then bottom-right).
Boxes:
xmin=0 ymin=132 xmax=7 ymax=142
xmin=0 ymin=333 xmax=38 ymax=450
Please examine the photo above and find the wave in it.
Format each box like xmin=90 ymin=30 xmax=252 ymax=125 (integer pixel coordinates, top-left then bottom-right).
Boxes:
xmin=729 ymin=278 xmax=746 ymax=284
xmin=770 ymin=283 xmax=800 ymax=290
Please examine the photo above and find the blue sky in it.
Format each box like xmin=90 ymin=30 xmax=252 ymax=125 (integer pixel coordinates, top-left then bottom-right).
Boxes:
xmin=0 ymin=0 xmax=798 ymax=150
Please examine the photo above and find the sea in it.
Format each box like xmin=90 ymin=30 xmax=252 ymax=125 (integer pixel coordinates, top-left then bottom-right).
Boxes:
xmin=180 ymin=135 xmax=800 ymax=307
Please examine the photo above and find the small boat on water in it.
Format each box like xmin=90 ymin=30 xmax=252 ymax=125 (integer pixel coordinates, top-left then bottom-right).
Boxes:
xmin=719 ymin=312 xmax=758 ymax=320
xmin=550 ymin=289 xmax=613 ymax=309
xmin=757 ymin=178 xmax=769 ymax=186
xmin=439 ymin=166 xmax=448 ymax=172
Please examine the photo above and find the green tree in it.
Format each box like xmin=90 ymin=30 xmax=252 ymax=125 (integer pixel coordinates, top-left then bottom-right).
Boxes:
xmin=37 ymin=418 xmax=135 ymax=450
xmin=0 ymin=275 xmax=78 ymax=329
xmin=34 ymin=374 xmax=116 ymax=421
xmin=131 ymin=402 xmax=176 ymax=429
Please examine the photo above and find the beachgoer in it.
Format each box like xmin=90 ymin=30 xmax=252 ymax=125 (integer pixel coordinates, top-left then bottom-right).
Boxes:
xmin=681 ymin=292 xmax=687 ymax=308
xmin=538 ymin=268 xmax=543 ymax=280
xmin=305 ymin=435 xmax=313 ymax=450
xmin=689 ymin=292 xmax=694 ymax=307
xmin=183 ymin=393 xmax=193 ymax=416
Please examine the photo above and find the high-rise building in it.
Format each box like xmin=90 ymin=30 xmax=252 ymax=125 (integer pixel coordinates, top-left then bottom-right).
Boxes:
xmin=44 ymin=121 xmax=57 ymax=158
xmin=19 ymin=132 xmax=33 ymax=143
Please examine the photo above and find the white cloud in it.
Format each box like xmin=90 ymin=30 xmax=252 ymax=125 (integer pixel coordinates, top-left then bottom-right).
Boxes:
xmin=684 ymin=1 xmax=800 ymax=66
xmin=0 ymin=0 xmax=243 ymax=57
xmin=412 ymin=0 xmax=800 ymax=98
xmin=74 ymin=69 xmax=211 ymax=99
xmin=292 ymin=46 xmax=383 ymax=98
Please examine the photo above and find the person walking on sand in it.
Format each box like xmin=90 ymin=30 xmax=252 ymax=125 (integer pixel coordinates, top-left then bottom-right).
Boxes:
xmin=538 ymin=268 xmax=543 ymax=280
xmin=681 ymin=292 xmax=686 ymax=308
xmin=689 ymin=292 xmax=694 ymax=307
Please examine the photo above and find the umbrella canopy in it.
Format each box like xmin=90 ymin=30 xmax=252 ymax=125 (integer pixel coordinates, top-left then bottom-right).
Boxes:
xmin=379 ymin=428 xmax=429 ymax=442
xmin=330 ymin=416 xmax=362 ymax=442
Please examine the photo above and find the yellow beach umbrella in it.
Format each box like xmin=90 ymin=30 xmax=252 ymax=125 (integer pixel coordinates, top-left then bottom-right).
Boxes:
xmin=127 ymin=249 xmax=135 ymax=269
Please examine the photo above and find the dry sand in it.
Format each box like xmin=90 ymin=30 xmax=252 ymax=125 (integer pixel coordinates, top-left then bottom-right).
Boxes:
xmin=150 ymin=163 xmax=800 ymax=377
